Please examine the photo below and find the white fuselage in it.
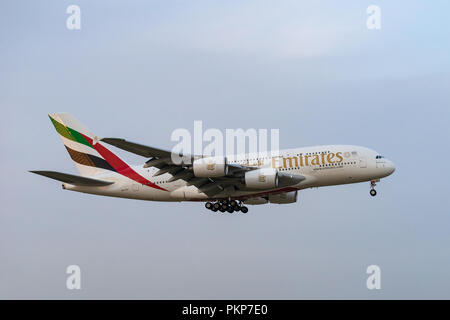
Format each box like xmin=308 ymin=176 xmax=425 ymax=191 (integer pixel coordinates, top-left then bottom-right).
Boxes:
xmin=63 ymin=145 xmax=395 ymax=202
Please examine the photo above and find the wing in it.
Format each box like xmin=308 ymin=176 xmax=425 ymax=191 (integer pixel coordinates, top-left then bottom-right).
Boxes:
xmin=100 ymin=138 xmax=176 ymax=159
xmin=100 ymin=137 xmax=303 ymax=198
xmin=30 ymin=171 xmax=114 ymax=186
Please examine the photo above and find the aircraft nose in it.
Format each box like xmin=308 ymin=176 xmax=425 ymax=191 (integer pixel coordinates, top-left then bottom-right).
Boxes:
xmin=386 ymin=159 xmax=396 ymax=175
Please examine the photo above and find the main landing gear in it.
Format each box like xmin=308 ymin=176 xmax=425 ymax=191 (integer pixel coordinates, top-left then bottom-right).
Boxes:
xmin=204 ymin=200 xmax=248 ymax=214
xmin=370 ymin=180 xmax=378 ymax=197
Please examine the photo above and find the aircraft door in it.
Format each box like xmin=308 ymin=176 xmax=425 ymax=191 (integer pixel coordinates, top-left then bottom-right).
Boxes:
xmin=359 ymin=157 xmax=367 ymax=168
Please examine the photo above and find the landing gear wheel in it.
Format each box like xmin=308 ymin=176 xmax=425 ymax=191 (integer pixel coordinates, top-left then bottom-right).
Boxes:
xmin=240 ymin=206 xmax=248 ymax=214
xmin=221 ymin=203 xmax=228 ymax=211
xmin=213 ymin=202 xmax=220 ymax=210
xmin=205 ymin=202 xmax=212 ymax=210
xmin=370 ymin=189 xmax=377 ymax=197
xmin=233 ymin=205 xmax=240 ymax=212
xmin=230 ymin=200 xmax=238 ymax=207
xmin=227 ymin=206 xmax=234 ymax=213
xmin=211 ymin=207 xmax=218 ymax=212
xmin=219 ymin=207 xmax=226 ymax=213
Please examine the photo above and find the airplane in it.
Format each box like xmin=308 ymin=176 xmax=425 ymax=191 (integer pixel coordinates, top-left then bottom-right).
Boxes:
xmin=31 ymin=113 xmax=395 ymax=214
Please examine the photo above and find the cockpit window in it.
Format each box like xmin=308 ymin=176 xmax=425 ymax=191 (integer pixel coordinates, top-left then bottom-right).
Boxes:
xmin=375 ymin=155 xmax=385 ymax=159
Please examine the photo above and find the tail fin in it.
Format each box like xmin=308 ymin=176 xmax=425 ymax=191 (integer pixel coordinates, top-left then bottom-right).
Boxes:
xmin=49 ymin=113 xmax=119 ymax=177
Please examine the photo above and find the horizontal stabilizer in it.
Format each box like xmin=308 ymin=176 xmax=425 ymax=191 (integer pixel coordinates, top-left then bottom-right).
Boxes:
xmin=30 ymin=171 xmax=114 ymax=186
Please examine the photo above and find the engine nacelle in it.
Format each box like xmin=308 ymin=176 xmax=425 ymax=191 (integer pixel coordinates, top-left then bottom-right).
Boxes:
xmin=269 ymin=191 xmax=298 ymax=204
xmin=193 ymin=156 xmax=228 ymax=177
xmin=244 ymin=168 xmax=278 ymax=189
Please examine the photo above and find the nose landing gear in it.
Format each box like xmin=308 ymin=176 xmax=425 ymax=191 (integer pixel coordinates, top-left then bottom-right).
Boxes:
xmin=370 ymin=180 xmax=378 ymax=197
xmin=204 ymin=200 xmax=248 ymax=214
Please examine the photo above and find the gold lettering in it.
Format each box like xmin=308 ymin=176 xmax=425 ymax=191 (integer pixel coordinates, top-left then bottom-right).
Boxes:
xmin=335 ymin=152 xmax=343 ymax=163
xmin=283 ymin=157 xmax=298 ymax=169
xmin=311 ymin=154 xmax=320 ymax=166
xmin=304 ymin=155 xmax=310 ymax=166
xmin=327 ymin=152 xmax=335 ymax=164
xmin=321 ymin=152 xmax=326 ymax=165
xmin=272 ymin=156 xmax=283 ymax=169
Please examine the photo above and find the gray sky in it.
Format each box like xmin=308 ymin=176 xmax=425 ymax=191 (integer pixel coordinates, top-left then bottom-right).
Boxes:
xmin=1 ymin=0 xmax=450 ymax=299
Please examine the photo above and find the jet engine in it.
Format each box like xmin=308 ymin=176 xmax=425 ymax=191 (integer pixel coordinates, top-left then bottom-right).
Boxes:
xmin=268 ymin=191 xmax=298 ymax=204
xmin=193 ymin=156 xmax=228 ymax=177
xmin=244 ymin=168 xmax=278 ymax=189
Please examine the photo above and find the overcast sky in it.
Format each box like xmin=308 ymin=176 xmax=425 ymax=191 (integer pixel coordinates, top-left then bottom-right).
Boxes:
xmin=1 ymin=0 xmax=450 ymax=299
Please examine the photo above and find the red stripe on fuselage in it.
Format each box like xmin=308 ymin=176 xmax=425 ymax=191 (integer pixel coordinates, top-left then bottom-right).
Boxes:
xmin=80 ymin=134 xmax=167 ymax=192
